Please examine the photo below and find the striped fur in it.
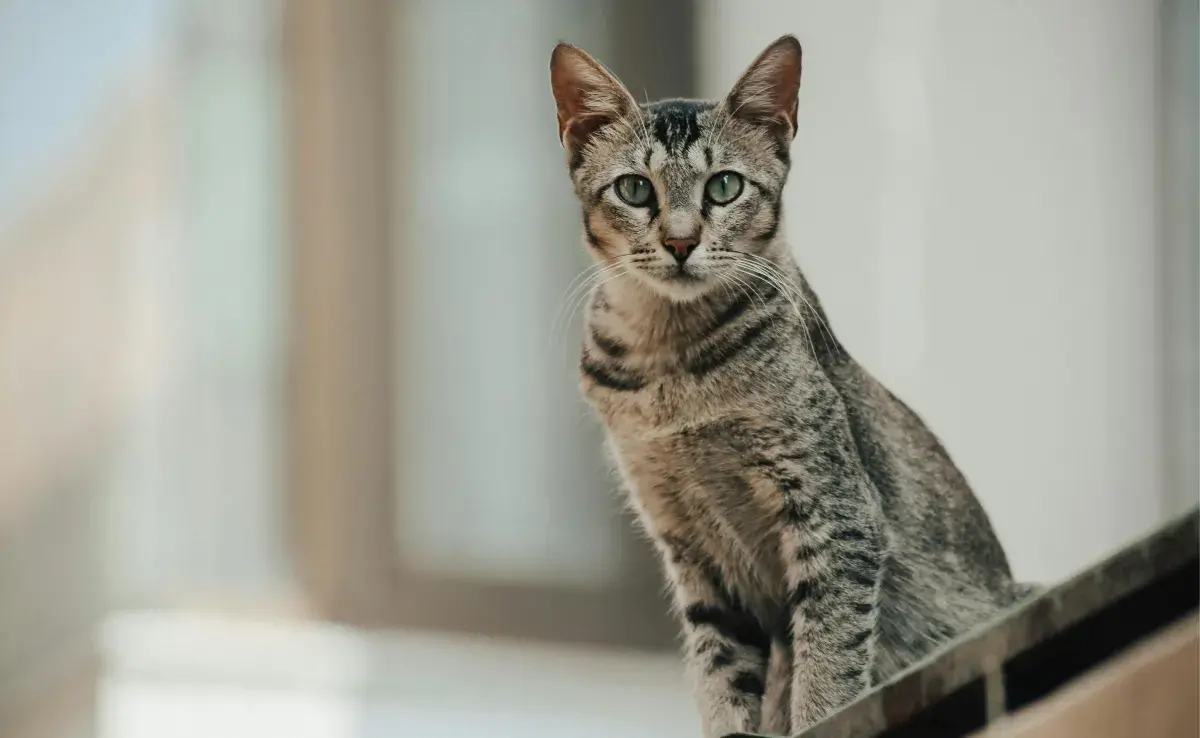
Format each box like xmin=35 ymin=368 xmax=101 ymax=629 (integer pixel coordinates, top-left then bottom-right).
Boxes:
xmin=550 ymin=36 xmax=1033 ymax=737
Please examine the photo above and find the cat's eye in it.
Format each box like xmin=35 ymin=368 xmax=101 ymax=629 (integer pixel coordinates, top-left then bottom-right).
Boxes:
xmin=705 ymin=171 xmax=744 ymax=205
xmin=615 ymin=175 xmax=654 ymax=207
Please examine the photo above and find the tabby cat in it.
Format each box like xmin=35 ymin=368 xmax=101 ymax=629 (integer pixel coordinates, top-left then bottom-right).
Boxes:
xmin=549 ymin=36 xmax=1032 ymax=737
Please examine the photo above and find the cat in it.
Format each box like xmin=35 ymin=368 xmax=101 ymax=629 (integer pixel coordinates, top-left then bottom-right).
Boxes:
xmin=549 ymin=35 xmax=1033 ymax=737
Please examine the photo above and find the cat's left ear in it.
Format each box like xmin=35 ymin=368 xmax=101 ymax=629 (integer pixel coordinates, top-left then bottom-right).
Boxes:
xmin=550 ymin=42 xmax=639 ymax=154
xmin=723 ymin=35 xmax=803 ymax=141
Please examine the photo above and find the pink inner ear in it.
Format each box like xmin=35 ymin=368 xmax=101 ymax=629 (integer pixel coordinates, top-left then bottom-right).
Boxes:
xmin=727 ymin=37 xmax=802 ymax=136
xmin=551 ymin=45 xmax=636 ymax=150
xmin=563 ymin=114 xmax=609 ymax=151
xmin=551 ymin=48 xmax=604 ymax=142
xmin=774 ymin=64 xmax=801 ymax=134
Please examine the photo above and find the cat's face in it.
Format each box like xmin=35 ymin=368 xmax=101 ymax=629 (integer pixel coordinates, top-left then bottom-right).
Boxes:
xmin=550 ymin=36 xmax=802 ymax=301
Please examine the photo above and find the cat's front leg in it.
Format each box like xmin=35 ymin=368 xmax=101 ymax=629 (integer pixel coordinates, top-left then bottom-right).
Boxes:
xmin=776 ymin=389 xmax=885 ymax=729
xmin=782 ymin=517 xmax=882 ymax=730
xmin=656 ymin=538 xmax=770 ymax=738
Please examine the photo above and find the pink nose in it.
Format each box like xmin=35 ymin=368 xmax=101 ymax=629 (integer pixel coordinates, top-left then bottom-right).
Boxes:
xmin=663 ymin=236 xmax=699 ymax=263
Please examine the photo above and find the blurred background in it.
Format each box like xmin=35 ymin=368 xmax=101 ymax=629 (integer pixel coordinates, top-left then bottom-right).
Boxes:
xmin=0 ymin=1 xmax=1195 ymax=737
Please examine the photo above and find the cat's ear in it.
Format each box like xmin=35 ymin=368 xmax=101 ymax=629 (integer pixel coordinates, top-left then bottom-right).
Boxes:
xmin=550 ymin=43 xmax=639 ymax=155
xmin=723 ymin=35 xmax=803 ymax=140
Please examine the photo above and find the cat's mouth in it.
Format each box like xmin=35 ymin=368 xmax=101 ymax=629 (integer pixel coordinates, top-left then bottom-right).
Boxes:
xmin=665 ymin=268 xmax=702 ymax=283
xmin=637 ymin=262 xmax=713 ymax=300
xmin=651 ymin=260 xmax=704 ymax=283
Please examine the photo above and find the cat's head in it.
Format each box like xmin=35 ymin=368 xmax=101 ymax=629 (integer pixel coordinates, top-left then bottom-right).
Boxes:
xmin=550 ymin=36 xmax=801 ymax=302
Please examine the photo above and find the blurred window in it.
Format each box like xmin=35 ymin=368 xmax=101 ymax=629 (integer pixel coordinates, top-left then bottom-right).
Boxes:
xmin=287 ymin=0 xmax=697 ymax=649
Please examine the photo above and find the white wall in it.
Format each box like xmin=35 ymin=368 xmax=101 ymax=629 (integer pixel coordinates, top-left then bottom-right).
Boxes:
xmin=1159 ymin=0 xmax=1199 ymax=517
xmin=700 ymin=0 xmax=1169 ymax=584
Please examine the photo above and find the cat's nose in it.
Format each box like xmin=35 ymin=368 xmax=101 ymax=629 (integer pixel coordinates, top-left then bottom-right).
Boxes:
xmin=663 ymin=236 xmax=699 ymax=264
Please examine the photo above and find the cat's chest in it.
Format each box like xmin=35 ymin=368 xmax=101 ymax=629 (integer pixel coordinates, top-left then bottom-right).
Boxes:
xmin=583 ymin=367 xmax=707 ymax=431
xmin=583 ymin=357 xmax=776 ymax=436
xmin=609 ymin=421 xmax=791 ymax=609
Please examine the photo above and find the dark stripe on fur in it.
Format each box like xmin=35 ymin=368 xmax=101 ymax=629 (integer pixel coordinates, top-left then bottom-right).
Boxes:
xmin=788 ymin=580 xmax=813 ymax=609
xmin=580 ymin=354 xmax=645 ymax=391
xmin=842 ymin=549 xmax=880 ymax=572
xmin=713 ymin=292 xmax=753 ymax=330
xmin=830 ymin=528 xmax=868 ymax=543
xmin=817 ymin=446 xmax=850 ymax=475
xmin=774 ymin=141 xmax=791 ymax=166
xmin=659 ymin=533 xmax=745 ymax=610
xmin=647 ymin=99 xmax=713 ymax=153
xmin=780 ymin=491 xmax=815 ymax=526
xmin=583 ymin=219 xmax=602 ymax=250
xmin=705 ymin=283 xmax=780 ymax=340
xmin=589 ymin=326 xmax=628 ymax=358
xmin=685 ymin=312 xmax=778 ymax=377
xmin=791 ymin=537 xmax=825 ymax=562
xmin=840 ymin=666 xmax=866 ymax=686
xmin=845 ymin=567 xmax=876 ymax=588
xmin=731 ymin=671 xmax=765 ymax=698
xmin=709 ymin=644 xmax=735 ymax=671
xmin=685 ymin=604 xmax=770 ymax=654
xmin=753 ymin=197 xmax=782 ymax=243
xmin=744 ymin=175 xmax=770 ymax=196
xmin=843 ymin=628 xmax=872 ymax=651
xmin=790 ymin=577 xmax=834 ymax=610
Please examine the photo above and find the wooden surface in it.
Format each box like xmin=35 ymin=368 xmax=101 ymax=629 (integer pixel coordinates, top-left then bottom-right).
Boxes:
xmin=975 ymin=615 xmax=1199 ymax=738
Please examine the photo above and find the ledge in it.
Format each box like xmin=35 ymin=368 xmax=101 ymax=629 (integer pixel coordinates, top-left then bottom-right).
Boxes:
xmin=741 ymin=506 xmax=1200 ymax=738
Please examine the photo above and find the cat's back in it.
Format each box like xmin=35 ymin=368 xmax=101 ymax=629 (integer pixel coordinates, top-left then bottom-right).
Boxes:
xmin=816 ymin=347 xmax=1028 ymax=675
xmin=838 ymin=357 xmax=1014 ymax=586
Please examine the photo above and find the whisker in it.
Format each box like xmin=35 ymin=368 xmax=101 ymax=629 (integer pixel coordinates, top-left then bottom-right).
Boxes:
xmin=728 ymin=257 xmax=816 ymax=356
xmin=719 ymin=268 xmax=769 ymax=315
xmin=550 ymin=258 xmax=632 ymax=354
xmin=551 ymin=263 xmax=610 ymax=344
xmin=724 ymin=267 xmax=772 ymax=309
xmin=552 ymin=262 xmax=606 ymax=330
xmin=576 ymin=265 xmax=632 ymax=329
xmin=556 ymin=268 xmax=626 ymax=353
xmin=739 ymin=251 xmax=837 ymax=349
xmin=732 ymin=259 xmax=802 ymax=317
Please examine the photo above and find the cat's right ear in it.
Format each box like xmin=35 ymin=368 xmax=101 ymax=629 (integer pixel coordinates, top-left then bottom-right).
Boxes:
xmin=550 ymin=43 xmax=638 ymax=156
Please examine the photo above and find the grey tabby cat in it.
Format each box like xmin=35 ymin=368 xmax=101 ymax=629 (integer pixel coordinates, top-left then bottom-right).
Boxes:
xmin=549 ymin=36 xmax=1032 ymax=737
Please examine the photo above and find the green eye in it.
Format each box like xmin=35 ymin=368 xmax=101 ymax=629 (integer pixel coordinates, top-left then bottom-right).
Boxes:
xmin=615 ymin=175 xmax=654 ymax=207
xmin=705 ymin=171 xmax=744 ymax=205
